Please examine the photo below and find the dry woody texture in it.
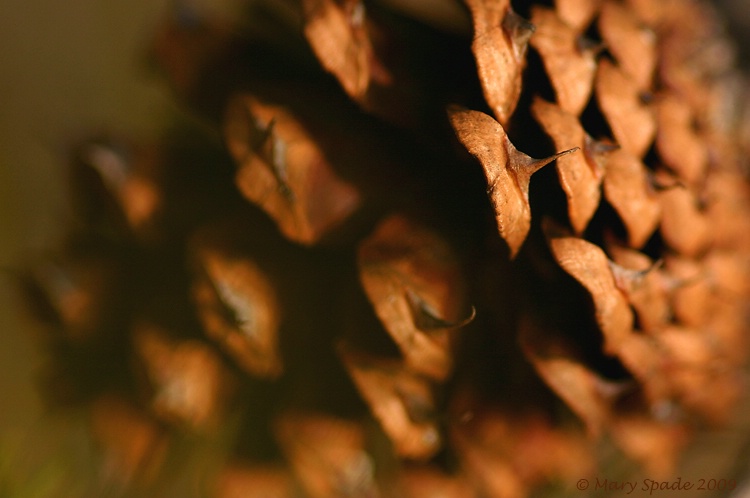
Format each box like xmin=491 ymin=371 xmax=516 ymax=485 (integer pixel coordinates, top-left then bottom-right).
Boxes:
xmin=18 ymin=0 xmax=750 ymax=496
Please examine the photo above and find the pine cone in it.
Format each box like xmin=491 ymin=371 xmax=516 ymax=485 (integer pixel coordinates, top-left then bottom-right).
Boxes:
xmin=22 ymin=0 xmax=750 ymax=496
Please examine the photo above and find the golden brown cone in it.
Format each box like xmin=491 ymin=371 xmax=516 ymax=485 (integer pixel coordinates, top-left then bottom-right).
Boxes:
xmin=614 ymin=334 xmax=668 ymax=403
xmin=21 ymin=0 xmax=750 ymax=494
xmin=664 ymin=255 xmax=712 ymax=328
xmin=339 ymin=346 xmax=441 ymax=460
xmin=609 ymin=415 xmax=688 ymax=478
xmin=544 ymin=220 xmax=634 ymax=353
xmin=90 ymin=395 xmax=169 ymax=486
xmin=601 ymin=148 xmax=661 ymax=248
xmin=519 ymin=319 xmax=616 ymax=436
xmin=554 ymin=0 xmax=601 ymax=32
xmin=215 ymin=464 xmax=295 ymax=498
xmin=676 ymin=369 xmax=744 ymax=424
xmin=706 ymin=251 xmax=750 ymax=297
xmin=656 ymin=94 xmax=709 ymax=187
xmin=530 ymin=7 xmax=597 ymax=117
xmin=79 ymin=142 xmax=163 ymax=236
xmin=704 ymin=170 xmax=750 ymax=250
xmin=302 ymin=0 xmax=389 ymax=102
xmin=464 ymin=0 xmax=533 ymax=124
xmin=598 ymin=0 xmax=657 ymax=90
xmin=133 ymin=324 xmax=232 ymax=429
xmin=357 ymin=215 xmax=472 ymax=381
xmin=623 ymin=0 xmax=676 ymax=26
xmin=532 ymin=97 xmax=601 ymax=234
xmin=192 ymin=246 xmax=283 ymax=378
xmin=607 ymin=246 xmax=670 ymax=333
xmin=658 ymin=325 xmax=714 ymax=370
xmin=224 ymin=95 xmax=361 ymax=245
xmin=658 ymin=187 xmax=712 ymax=257
xmin=596 ymin=59 xmax=656 ymax=158
xmin=454 ymin=442 xmax=524 ymax=498
xmin=657 ymin=2 xmax=735 ymax=118
xmin=451 ymin=407 xmax=594 ymax=498
xmin=397 ymin=467 xmax=476 ymax=498
xmin=274 ymin=413 xmax=378 ymax=498
xmin=708 ymin=299 xmax=750 ymax=366
xmin=451 ymin=108 xmax=578 ymax=257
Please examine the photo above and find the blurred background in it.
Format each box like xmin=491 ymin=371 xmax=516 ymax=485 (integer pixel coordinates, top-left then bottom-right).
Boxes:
xmin=1 ymin=0 xmax=750 ymax=494
xmin=0 ymin=0 xmax=173 ymax=491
